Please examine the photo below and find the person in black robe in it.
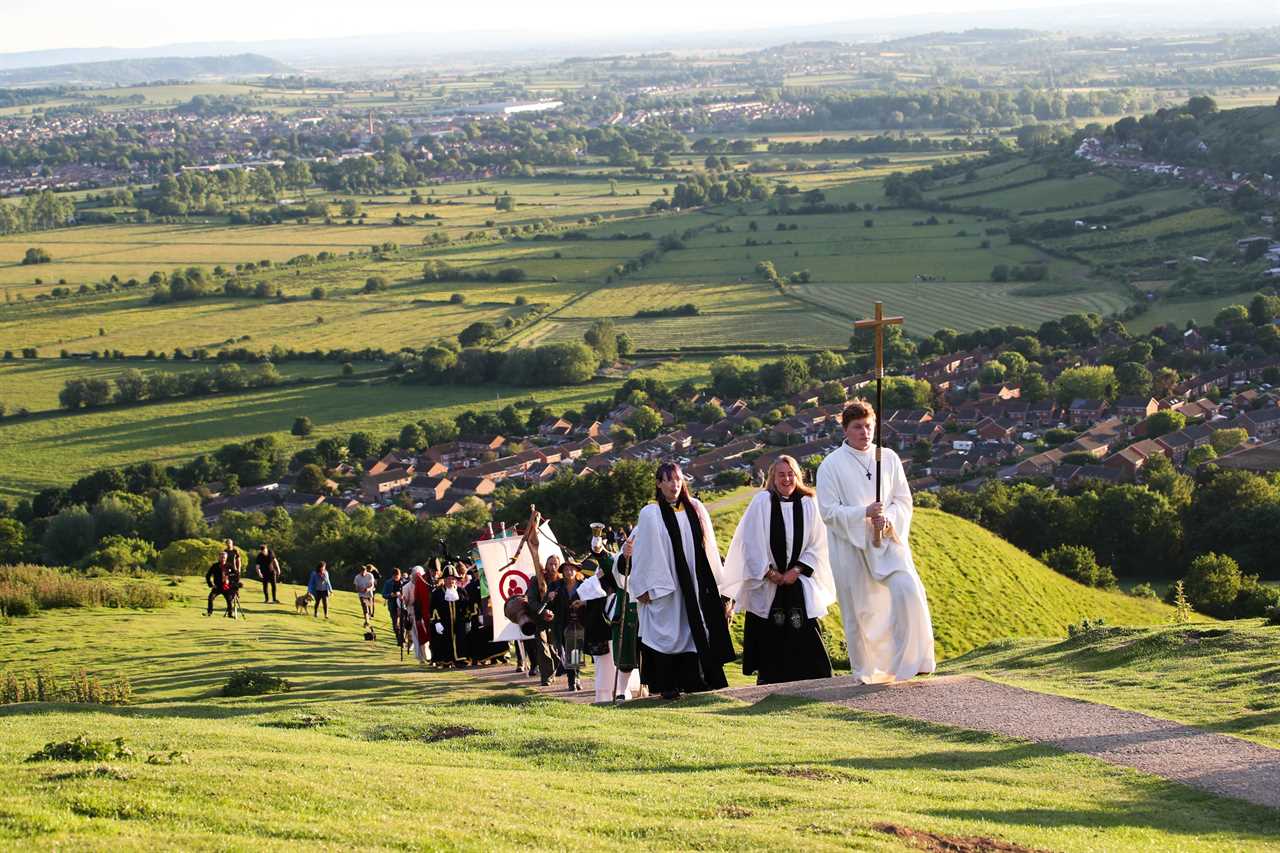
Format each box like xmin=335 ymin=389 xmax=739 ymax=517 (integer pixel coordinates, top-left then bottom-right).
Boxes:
xmin=548 ymin=561 xmax=587 ymax=692
xmin=428 ymin=565 xmax=471 ymax=667
xmin=630 ymin=461 xmax=735 ymax=700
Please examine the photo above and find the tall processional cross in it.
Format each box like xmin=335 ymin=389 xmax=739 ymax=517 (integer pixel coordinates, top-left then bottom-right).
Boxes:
xmin=853 ymin=301 xmax=903 ymax=547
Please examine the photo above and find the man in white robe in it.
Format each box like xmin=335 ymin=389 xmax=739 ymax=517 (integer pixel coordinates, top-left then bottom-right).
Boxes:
xmin=816 ymin=402 xmax=935 ymax=683
xmin=401 ymin=565 xmax=432 ymax=664
xmin=630 ymin=461 xmax=734 ymax=699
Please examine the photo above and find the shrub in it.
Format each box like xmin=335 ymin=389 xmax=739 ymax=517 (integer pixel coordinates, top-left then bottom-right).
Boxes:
xmin=223 ymin=669 xmax=291 ymax=697
xmin=156 ymin=538 xmax=226 ymax=575
xmin=1266 ymin=605 xmax=1280 ymax=626
xmin=1040 ymin=544 xmax=1116 ymax=589
xmin=85 ymin=536 xmax=158 ymax=573
xmin=1127 ymin=582 xmax=1158 ymax=599
xmin=27 ymin=734 xmax=133 ymax=762
xmin=1182 ymin=552 xmax=1241 ymax=617
xmin=292 ymin=416 xmax=314 ymax=437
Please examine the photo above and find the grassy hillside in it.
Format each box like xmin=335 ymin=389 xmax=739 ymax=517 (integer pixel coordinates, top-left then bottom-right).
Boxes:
xmin=945 ymin=621 xmax=1280 ymax=749
xmin=711 ymin=499 xmax=1177 ymax=661
xmin=0 ymin=578 xmax=1275 ymax=850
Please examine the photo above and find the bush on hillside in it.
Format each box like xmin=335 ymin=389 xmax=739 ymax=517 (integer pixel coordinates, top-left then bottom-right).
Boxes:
xmin=2 ymin=669 xmax=133 ymax=706
xmin=1041 ymin=544 xmax=1117 ymax=589
xmin=84 ymin=536 xmax=158 ymax=574
xmin=1182 ymin=553 xmax=1241 ymax=617
xmin=223 ymin=669 xmax=290 ymax=697
xmin=27 ymin=734 xmax=133 ymax=762
xmin=156 ymin=539 xmax=231 ymax=576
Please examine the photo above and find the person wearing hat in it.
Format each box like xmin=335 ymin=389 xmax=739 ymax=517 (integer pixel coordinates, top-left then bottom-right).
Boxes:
xmin=464 ymin=561 xmax=508 ymax=667
xmin=576 ymin=524 xmax=642 ymax=702
xmin=428 ymin=563 xmax=471 ymax=667
xmin=382 ymin=567 xmax=406 ymax=647
xmin=354 ymin=564 xmax=379 ymax=625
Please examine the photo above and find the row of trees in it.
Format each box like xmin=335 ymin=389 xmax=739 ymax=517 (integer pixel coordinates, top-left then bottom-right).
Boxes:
xmin=58 ymin=364 xmax=283 ymax=410
xmin=0 ymin=191 xmax=75 ymax=235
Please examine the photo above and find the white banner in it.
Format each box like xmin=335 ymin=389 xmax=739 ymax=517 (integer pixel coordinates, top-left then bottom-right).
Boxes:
xmin=475 ymin=523 xmax=564 ymax=642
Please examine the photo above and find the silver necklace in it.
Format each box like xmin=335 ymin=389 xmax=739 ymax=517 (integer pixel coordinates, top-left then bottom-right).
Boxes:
xmin=848 ymin=446 xmax=873 ymax=481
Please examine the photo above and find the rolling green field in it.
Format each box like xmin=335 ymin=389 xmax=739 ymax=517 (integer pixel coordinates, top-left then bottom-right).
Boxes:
xmin=0 ymin=568 xmax=1271 ymax=851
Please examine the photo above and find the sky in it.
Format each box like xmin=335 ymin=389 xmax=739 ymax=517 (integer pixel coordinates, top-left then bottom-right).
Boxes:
xmin=1 ymin=0 xmax=1164 ymax=55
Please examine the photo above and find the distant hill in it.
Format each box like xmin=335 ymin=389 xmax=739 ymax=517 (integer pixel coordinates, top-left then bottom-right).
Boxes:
xmin=0 ymin=53 xmax=289 ymax=87
xmin=714 ymin=502 xmax=1175 ymax=662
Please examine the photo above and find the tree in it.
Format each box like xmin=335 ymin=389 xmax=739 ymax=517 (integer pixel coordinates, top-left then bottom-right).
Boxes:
xmin=911 ymin=440 xmax=932 ymax=466
xmin=1186 ymin=444 xmax=1218 ymax=467
xmin=1115 ymin=362 xmax=1152 ymax=398
xmin=710 ymin=356 xmax=756 ymax=398
xmin=996 ymin=351 xmax=1028 ymax=381
xmin=625 ymin=406 xmax=664 ymax=440
xmin=399 ymin=423 xmax=426 ymax=450
xmin=758 ymin=355 xmax=810 ymax=397
xmin=1054 ymin=365 xmax=1116 ymax=405
xmin=1040 ymin=544 xmax=1115 ymax=589
xmin=0 ymin=517 xmax=27 ymax=563
xmin=1183 ymin=552 xmax=1240 ymax=617
xmin=882 ymin=376 xmax=932 ymax=410
xmin=295 ymin=464 xmax=331 ymax=495
xmin=21 ymin=247 xmax=51 ymax=265
xmin=114 ymin=369 xmax=147 ymax=404
xmin=978 ymin=360 xmax=1007 ymax=385
xmin=1210 ymin=428 xmax=1247 ymax=455
xmin=86 ymin=535 xmax=158 ymax=573
xmin=150 ymin=489 xmax=205 ymax=546
xmin=1020 ymin=372 xmax=1049 ymax=403
xmin=458 ymin=321 xmax=498 ymax=347
xmin=291 ymin=416 xmax=314 ymax=437
xmin=42 ymin=505 xmax=96 ymax=565
xmin=362 ymin=276 xmax=389 ymax=293
xmin=584 ymin=319 xmax=619 ymax=363
xmin=808 ymin=350 xmax=844 ymax=380
xmin=348 ymin=431 xmax=376 ymax=461
xmin=339 ymin=200 xmax=361 ymax=218
xmin=92 ymin=491 xmax=151 ymax=539
xmin=1145 ymin=410 xmax=1186 ymax=438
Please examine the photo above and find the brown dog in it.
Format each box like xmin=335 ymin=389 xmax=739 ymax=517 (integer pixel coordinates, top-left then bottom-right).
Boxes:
xmin=295 ymin=592 xmax=313 ymax=614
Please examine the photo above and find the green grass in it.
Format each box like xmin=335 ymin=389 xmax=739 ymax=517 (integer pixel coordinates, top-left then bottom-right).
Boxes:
xmin=708 ymin=497 xmax=1179 ymax=660
xmin=945 ymin=621 xmax=1280 ymax=749
xmin=0 ymin=577 xmax=1275 ymax=850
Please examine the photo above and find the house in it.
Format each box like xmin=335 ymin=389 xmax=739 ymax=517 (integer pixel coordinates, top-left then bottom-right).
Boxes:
xmin=450 ymin=474 xmax=497 ymax=497
xmin=417 ymin=497 xmax=464 ymax=518
xmin=362 ymin=468 xmax=414 ymax=502
xmin=751 ymin=436 xmax=841 ymax=478
xmin=1067 ymin=399 xmax=1107 ymax=426
xmin=929 ymin=453 xmax=972 ymax=479
xmin=974 ymin=416 xmax=1016 ymax=443
xmin=322 ymin=496 xmax=361 ymax=512
xmin=1237 ymin=407 xmax=1280 ymax=439
xmin=408 ymin=474 xmax=452 ymax=502
xmin=201 ymin=489 xmax=278 ymax=521
xmin=366 ymin=451 xmax=416 ymax=477
xmin=1103 ymin=438 xmax=1167 ymax=479
xmin=1013 ymin=447 xmax=1064 ymax=478
xmin=280 ymin=492 xmax=326 ymax=513
xmin=1027 ymin=399 xmax=1058 ymax=427
xmin=539 ymin=417 xmax=575 ymax=437
xmin=1054 ymin=464 xmax=1125 ymax=487
xmin=1112 ymin=396 xmax=1158 ymax=420
xmin=1174 ymin=397 xmax=1220 ymax=421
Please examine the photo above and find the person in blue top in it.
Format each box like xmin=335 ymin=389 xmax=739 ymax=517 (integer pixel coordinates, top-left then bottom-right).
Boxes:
xmin=307 ymin=562 xmax=333 ymax=618
xmin=382 ymin=567 xmax=406 ymax=645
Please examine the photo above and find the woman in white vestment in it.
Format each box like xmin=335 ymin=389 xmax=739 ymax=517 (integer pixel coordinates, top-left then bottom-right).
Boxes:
xmin=721 ymin=455 xmax=837 ymax=685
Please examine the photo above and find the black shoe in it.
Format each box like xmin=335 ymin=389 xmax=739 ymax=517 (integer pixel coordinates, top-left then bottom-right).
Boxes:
xmin=540 ymin=679 xmax=550 ymax=686
xmin=661 ymin=690 xmax=681 ymax=701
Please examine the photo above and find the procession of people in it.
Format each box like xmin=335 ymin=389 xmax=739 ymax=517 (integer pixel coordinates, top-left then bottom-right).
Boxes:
xmin=209 ymin=393 xmax=937 ymax=703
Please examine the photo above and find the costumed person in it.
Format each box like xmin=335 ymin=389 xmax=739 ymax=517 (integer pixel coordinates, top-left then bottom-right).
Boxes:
xmin=255 ymin=544 xmax=281 ymax=604
xmin=630 ymin=461 xmax=735 ymax=700
xmin=401 ymin=565 xmax=432 ymax=664
xmin=428 ymin=565 xmax=471 ymax=668
xmin=548 ymin=560 xmax=586 ymax=692
xmin=576 ymin=524 xmax=641 ymax=703
xmin=816 ymin=400 xmax=935 ymax=684
xmin=522 ymin=534 xmax=559 ymax=687
xmin=721 ymin=455 xmax=837 ymax=685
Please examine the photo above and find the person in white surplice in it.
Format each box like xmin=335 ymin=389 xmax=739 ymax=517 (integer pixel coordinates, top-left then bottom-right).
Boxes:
xmin=816 ymin=399 xmax=935 ymax=684
xmin=720 ymin=455 xmax=838 ymax=685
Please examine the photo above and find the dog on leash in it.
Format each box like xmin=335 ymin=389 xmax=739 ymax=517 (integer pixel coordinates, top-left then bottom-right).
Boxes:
xmin=295 ymin=592 xmax=313 ymax=614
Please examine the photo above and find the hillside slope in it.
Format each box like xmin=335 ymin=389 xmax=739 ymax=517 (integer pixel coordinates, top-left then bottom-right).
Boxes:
xmin=713 ymin=501 xmax=1176 ymax=660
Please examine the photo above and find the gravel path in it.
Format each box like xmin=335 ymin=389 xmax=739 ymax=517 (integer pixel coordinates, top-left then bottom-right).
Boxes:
xmin=469 ymin=666 xmax=1280 ymax=809
xmin=732 ymin=674 xmax=1280 ymax=811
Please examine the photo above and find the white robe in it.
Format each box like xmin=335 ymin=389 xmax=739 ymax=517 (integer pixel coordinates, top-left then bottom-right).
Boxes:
xmin=720 ymin=491 xmax=837 ymax=621
xmin=576 ymin=571 xmax=641 ymax=702
xmin=629 ymin=498 xmax=725 ymax=655
xmin=400 ymin=577 xmax=431 ymax=664
xmin=816 ymin=442 xmax=935 ymax=683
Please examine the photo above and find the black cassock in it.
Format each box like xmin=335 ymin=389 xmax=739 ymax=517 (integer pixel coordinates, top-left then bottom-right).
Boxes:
xmin=429 ymin=587 xmax=470 ymax=665
xmin=740 ymin=493 xmax=832 ymax=686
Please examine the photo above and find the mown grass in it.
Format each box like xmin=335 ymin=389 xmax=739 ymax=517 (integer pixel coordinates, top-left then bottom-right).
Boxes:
xmin=0 ymin=576 xmax=1275 ymax=850
xmin=946 ymin=621 xmax=1280 ymax=749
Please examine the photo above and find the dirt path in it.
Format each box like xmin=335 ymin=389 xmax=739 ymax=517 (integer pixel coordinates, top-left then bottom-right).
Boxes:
xmin=468 ymin=665 xmax=1280 ymax=810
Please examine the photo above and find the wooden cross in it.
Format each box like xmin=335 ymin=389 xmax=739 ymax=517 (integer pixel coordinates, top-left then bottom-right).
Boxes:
xmin=853 ymin=301 xmax=903 ymax=384
xmin=852 ymin=302 xmax=903 ymax=547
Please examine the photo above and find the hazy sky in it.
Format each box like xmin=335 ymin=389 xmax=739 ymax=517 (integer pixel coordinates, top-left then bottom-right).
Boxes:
xmin=2 ymin=0 xmax=1157 ymax=54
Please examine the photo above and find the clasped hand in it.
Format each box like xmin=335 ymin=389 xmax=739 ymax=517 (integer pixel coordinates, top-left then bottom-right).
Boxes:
xmin=865 ymin=501 xmax=888 ymax=533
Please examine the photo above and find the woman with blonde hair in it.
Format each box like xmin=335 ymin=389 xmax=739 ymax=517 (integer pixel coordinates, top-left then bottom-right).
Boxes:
xmin=721 ymin=454 xmax=837 ymax=685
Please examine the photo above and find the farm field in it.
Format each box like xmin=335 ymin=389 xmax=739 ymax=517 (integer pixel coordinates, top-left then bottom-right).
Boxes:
xmin=0 ymin=359 xmax=354 ymax=414
xmin=0 ymin=356 xmax=752 ymax=498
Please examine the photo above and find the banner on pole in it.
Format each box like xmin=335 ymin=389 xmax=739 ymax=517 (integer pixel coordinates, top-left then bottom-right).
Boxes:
xmin=475 ymin=522 xmax=564 ymax=642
